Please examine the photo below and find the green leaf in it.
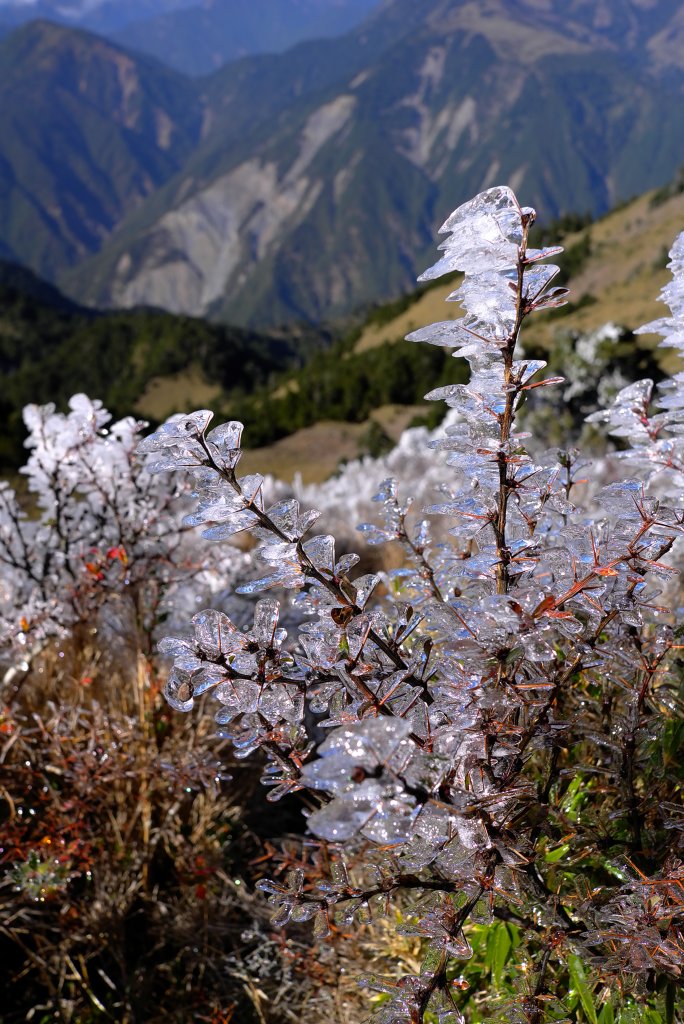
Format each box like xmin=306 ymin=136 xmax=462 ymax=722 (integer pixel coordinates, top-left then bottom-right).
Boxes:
xmin=421 ymin=945 xmax=444 ymax=976
xmin=493 ymin=924 xmax=512 ymax=987
xmin=485 ymin=923 xmax=503 ymax=971
xmin=545 ymin=842 xmax=571 ymax=863
xmin=666 ymin=981 xmax=676 ymax=1024
xmin=598 ymin=1001 xmax=614 ymax=1024
xmin=568 ymin=953 xmax=598 ymax=1024
xmin=560 ymin=775 xmax=583 ymax=813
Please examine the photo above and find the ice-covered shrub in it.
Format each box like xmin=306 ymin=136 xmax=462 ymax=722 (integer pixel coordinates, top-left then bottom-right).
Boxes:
xmin=288 ymin=412 xmax=460 ymax=553
xmin=135 ymin=187 xmax=682 ymax=1022
xmin=0 ymin=396 xmax=255 ymax=691
xmin=518 ymin=320 xmax=664 ymax=452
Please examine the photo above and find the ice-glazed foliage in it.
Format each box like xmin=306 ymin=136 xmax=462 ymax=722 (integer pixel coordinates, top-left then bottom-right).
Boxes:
xmin=587 ymin=233 xmax=684 ymax=500
xmin=0 ymin=396 xmax=251 ymax=673
xmin=138 ymin=189 xmax=684 ymax=1023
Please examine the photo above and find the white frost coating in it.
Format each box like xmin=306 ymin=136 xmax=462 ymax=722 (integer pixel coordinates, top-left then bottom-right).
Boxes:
xmin=289 ymin=413 xmax=461 ymax=549
xmin=0 ymin=398 xmax=255 ymax=664
xmin=420 ymin=185 xmax=522 ymax=281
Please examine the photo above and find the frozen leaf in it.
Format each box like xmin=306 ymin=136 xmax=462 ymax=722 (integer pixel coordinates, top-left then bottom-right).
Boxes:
xmin=373 ymin=478 xmax=397 ymax=503
xmin=419 ymin=186 xmax=523 ymax=280
xmin=158 ymin=636 xmax=195 ymax=658
xmin=137 ymin=410 xmax=213 ymax=453
xmin=357 ymin=522 xmax=395 ymax=545
xmin=313 ymin=909 xmax=332 ymax=938
xmin=205 ymin=420 xmax=243 ymax=469
xmin=406 ymin=320 xmax=483 ymax=353
xmin=307 ymin=791 xmax=383 ymax=841
xmin=264 ymin=498 xmax=302 ymax=540
xmin=164 ymin=667 xmax=195 ymax=712
xmin=192 ymin=608 xmax=245 ymax=658
xmin=236 ymin=474 xmax=265 ymax=509
xmin=200 ymin=511 xmax=261 ymax=539
xmin=524 ymin=244 xmax=564 ymax=263
xmin=335 ymin=552 xmax=361 ymax=575
xmin=353 ymin=573 xmax=380 ymax=608
xmin=302 ymin=534 xmax=336 ymax=575
xmin=447 ymin=271 xmax=517 ymax=333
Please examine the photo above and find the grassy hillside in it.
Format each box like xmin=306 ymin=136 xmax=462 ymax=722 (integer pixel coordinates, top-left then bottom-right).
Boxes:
xmin=349 ymin=186 xmax=684 ymax=357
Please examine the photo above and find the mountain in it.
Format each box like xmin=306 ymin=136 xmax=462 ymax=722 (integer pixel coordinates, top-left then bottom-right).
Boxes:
xmin=0 ymin=10 xmax=392 ymax=280
xmin=0 ymin=20 xmax=204 ymax=277
xmin=69 ymin=0 xmax=684 ymax=326
xmin=112 ymin=0 xmax=382 ymax=77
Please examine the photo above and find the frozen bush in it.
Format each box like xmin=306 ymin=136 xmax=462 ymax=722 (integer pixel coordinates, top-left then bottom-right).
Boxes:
xmin=132 ymin=188 xmax=684 ymax=1020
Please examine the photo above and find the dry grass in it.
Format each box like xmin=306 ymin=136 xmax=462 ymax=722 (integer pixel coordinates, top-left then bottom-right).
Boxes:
xmin=528 ymin=189 xmax=684 ymax=354
xmin=240 ymin=420 xmax=368 ymax=483
xmin=353 ymin=286 xmax=459 ymax=354
xmin=373 ymin=403 xmax=428 ymax=439
xmin=134 ymin=365 xmax=222 ymax=421
xmin=0 ymin=635 xmax=332 ymax=1024
xmin=239 ymin=404 xmax=428 ymax=483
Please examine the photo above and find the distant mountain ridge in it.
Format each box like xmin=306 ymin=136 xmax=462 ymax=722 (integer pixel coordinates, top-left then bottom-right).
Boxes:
xmin=0 ymin=1 xmax=198 ymax=35
xmin=2 ymin=0 xmax=684 ymax=326
xmin=0 ymin=0 xmax=382 ymax=71
xmin=111 ymin=0 xmax=382 ymax=77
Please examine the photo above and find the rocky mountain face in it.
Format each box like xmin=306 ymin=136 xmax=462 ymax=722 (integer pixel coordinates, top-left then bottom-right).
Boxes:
xmin=68 ymin=0 xmax=684 ymax=325
xmin=0 ymin=21 xmax=204 ymax=276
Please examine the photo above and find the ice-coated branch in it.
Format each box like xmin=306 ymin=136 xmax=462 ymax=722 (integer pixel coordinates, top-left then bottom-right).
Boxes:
xmin=408 ymin=187 xmax=567 ymax=597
